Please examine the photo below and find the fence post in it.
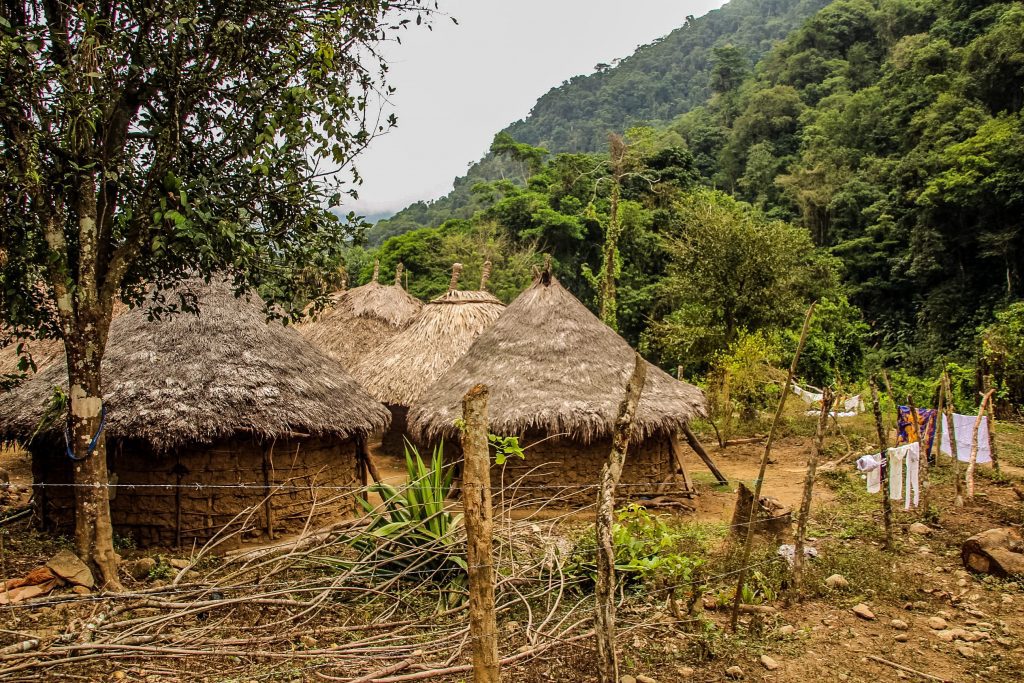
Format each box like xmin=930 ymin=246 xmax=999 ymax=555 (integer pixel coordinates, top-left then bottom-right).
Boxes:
xmin=730 ymin=302 xmax=815 ymax=630
xmin=942 ymin=373 xmax=965 ymax=507
xmin=907 ymin=395 xmax=929 ymax=515
xmin=461 ymin=384 xmax=499 ymax=683
xmin=595 ymin=354 xmax=647 ymax=683
xmin=983 ymin=375 xmax=1000 ymax=474
xmin=792 ymin=387 xmax=834 ymax=594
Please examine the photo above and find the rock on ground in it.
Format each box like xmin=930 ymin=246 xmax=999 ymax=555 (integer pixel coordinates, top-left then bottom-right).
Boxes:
xmin=45 ymin=550 xmax=94 ymax=588
xmin=760 ymin=655 xmax=780 ymax=670
xmin=852 ymin=603 xmax=876 ymax=620
xmin=825 ymin=574 xmax=849 ymax=589
xmin=961 ymin=527 xmax=1024 ymax=577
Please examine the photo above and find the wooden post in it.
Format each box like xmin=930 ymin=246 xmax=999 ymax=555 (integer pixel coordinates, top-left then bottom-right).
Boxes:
xmin=174 ymin=458 xmax=184 ymax=549
xmin=461 ymin=384 xmax=499 ymax=683
xmin=681 ymin=423 xmax=728 ymax=485
xmin=966 ymin=390 xmax=995 ymax=499
xmin=669 ymin=433 xmax=694 ymax=493
xmin=262 ymin=442 xmax=275 ymax=541
xmin=933 ymin=375 xmax=946 ymax=468
xmin=869 ymin=380 xmax=894 ymax=550
xmin=907 ymin=395 xmax=929 ymax=515
xmin=942 ymin=373 xmax=964 ymax=507
xmin=793 ymin=387 xmax=834 ymax=594
xmin=595 ymin=354 xmax=647 ymax=683
xmin=730 ymin=302 xmax=815 ymax=631
xmin=357 ymin=435 xmax=383 ymax=486
xmin=983 ymin=375 xmax=1000 ymax=474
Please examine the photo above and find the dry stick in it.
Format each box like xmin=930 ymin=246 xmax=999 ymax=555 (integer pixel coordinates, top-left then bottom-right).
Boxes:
xmin=866 ymin=655 xmax=952 ymax=683
xmin=942 ymin=373 xmax=965 ymax=507
xmin=595 ymin=353 xmax=647 ymax=683
xmin=729 ymin=302 xmax=816 ymax=631
xmin=680 ymin=423 xmax=728 ymax=485
xmin=907 ymin=394 xmax=929 ymax=515
xmin=357 ymin=436 xmax=383 ymax=486
xmin=792 ymin=387 xmax=835 ymax=595
xmin=983 ymin=374 xmax=1001 ymax=474
xmin=460 ymin=384 xmax=499 ymax=683
xmin=869 ymin=381 xmax=894 ymax=550
xmin=933 ymin=375 xmax=946 ymax=470
xmin=966 ymin=389 xmax=996 ymax=499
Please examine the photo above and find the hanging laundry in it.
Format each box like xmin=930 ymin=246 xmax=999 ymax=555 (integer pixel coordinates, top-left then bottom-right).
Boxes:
xmin=887 ymin=444 xmax=909 ymax=502
xmin=903 ymin=442 xmax=920 ymax=510
xmin=791 ymin=381 xmax=824 ymax=404
xmin=856 ymin=454 xmax=882 ymax=494
xmin=843 ymin=395 xmax=864 ymax=413
xmin=939 ymin=414 xmax=992 ymax=463
xmin=897 ymin=406 xmax=938 ymax=454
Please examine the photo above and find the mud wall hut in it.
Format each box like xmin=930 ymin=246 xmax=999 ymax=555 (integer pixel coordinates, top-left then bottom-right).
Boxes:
xmin=298 ymin=261 xmax=422 ymax=370
xmin=351 ymin=263 xmax=505 ymax=454
xmin=0 ymin=278 xmax=390 ymax=548
xmin=408 ymin=269 xmax=708 ymax=504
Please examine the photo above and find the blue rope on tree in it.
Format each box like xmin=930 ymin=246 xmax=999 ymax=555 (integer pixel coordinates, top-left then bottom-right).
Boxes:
xmin=63 ymin=405 xmax=107 ymax=461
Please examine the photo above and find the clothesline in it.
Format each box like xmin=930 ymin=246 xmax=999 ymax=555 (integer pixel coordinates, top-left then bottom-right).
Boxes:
xmin=790 ymin=380 xmax=864 ymax=416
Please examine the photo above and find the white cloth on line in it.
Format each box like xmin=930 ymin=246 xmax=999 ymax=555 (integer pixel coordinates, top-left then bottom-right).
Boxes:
xmin=807 ymin=410 xmax=858 ymax=418
xmin=791 ymin=382 xmax=824 ymax=404
xmin=843 ymin=395 xmax=863 ymax=413
xmin=904 ymin=442 xmax=920 ymax=510
xmin=939 ymin=413 xmax=992 ymax=463
xmin=856 ymin=454 xmax=882 ymax=494
xmin=888 ymin=445 xmax=909 ymax=502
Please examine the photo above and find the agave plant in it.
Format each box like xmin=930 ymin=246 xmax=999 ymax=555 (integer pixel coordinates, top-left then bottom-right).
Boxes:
xmin=346 ymin=441 xmax=467 ymax=587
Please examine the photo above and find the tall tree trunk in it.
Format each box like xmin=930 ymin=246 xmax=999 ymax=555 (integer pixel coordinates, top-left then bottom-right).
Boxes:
xmin=65 ymin=326 xmax=121 ymax=589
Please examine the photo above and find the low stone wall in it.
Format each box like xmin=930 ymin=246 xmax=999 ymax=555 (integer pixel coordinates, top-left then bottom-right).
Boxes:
xmin=32 ymin=434 xmax=360 ymax=548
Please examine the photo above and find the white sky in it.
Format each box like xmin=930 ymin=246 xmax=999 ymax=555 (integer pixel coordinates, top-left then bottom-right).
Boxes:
xmin=346 ymin=0 xmax=728 ymax=217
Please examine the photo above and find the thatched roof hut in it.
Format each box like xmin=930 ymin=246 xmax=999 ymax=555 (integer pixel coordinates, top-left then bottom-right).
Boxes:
xmin=0 ymin=335 xmax=64 ymax=379
xmin=298 ymin=261 xmax=422 ymax=369
xmin=408 ymin=270 xmax=708 ymax=501
xmin=0 ymin=277 xmax=390 ymax=546
xmin=351 ymin=262 xmax=505 ymax=409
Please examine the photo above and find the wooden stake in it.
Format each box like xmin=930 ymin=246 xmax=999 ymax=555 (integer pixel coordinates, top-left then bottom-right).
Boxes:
xmin=730 ymin=302 xmax=815 ymax=631
xmin=357 ymin=436 xmax=383 ymax=486
xmin=942 ymin=373 xmax=964 ymax=507
xmin=907 ymin=394 xmax=929 ymax=515
xmin=681 ymin=423 xmax=728 ymax=485
xmin=966 ymin=389 xmax=995 ymax=499
xmin=668 ymin=433 xmax=694 ymax=493
xmin=793 ymin=387 xmax=834 ymax=595
xmin=262 ymin=442 xmax=275 ymax=541
xmin=983 ymin=375 xmax=1000 ymax=474
xmin=933 ymin=374 xmax=946 ymax=468
xmin=869 ymin=380 xmax=894 ymax=550
xmin=460 ymin=384 xmax=499 ymax=683
xmin=595 ymin=354 xmax=647 ymax=683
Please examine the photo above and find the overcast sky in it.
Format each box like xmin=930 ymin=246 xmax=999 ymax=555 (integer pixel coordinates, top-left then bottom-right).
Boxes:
xmin=345 ymin=0 xmax=728 ymax=218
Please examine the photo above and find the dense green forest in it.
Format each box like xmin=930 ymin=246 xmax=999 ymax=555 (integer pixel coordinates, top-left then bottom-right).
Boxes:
xmin=352 ymin=0 xmax=1024 ymax=412
xmin=367 ymin=0 xmax=829 ymax=244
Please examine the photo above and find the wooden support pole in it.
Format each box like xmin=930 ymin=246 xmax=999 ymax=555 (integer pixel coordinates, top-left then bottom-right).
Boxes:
xmin=869 ymin=380 xmax=894 ymax=550
xmin=934 ymin=375 xmax=946 ymax=468
xmin=595 ymin=354 xmax=647 ymax=683
xmin=983 ymin=375 xmax=1000 ymax=474
xmin=942 ymin=373 xmax=964 ymax=507
xmin=461 ymin=384 xmax=499 ymax=683
xmin=907 ymin=394 xmax=929 ymax=515
xmin=793 ymin=387 xmax=834 ymax=595
xmin=681 ymin=423 xmax=727 ymax=485
xmin=966 ymin=390 xmax=995 ymax=499
xmin=262 ymin=442 xmax=275 ymax=541
xmin=730 ymin=302 xmax=815 ymax=631
xmin=357 ymin=436 xmax=383 ymax=486
xmin=669 ymin=433 xmax=694 ymax=493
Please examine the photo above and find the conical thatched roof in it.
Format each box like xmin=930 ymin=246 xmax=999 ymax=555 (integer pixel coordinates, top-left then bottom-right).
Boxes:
xmin=409 ymin=271 xmax=707 ymax=444
xmin=351 ymin=264 xmax=505 ymax=407
xmin=0 ymin=277 xmax=390 ymax=451
xmin=0 ymin=335 xmax=64 ymax=378
xmin=299 ymin=262 xmax=423 ymax=369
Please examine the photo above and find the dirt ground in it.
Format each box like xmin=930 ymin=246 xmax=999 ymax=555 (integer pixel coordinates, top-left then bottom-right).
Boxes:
xmin=1 ymin=414 xmax=1023 ymax=682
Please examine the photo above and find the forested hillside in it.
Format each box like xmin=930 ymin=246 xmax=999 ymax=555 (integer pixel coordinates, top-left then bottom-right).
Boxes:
xmin=368 ymin=0 xmax=829 ymax=243
xmin=353 ymin=0 xmax=1024 ymax=411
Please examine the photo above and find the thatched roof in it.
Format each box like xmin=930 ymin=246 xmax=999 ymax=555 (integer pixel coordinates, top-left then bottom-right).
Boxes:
xmin=298 ymin=262 xmax=423 ymax=369
xmin=0 ymin=277 xmax=390 ymax=451
xmin=409 ymin=271 xmax=707 ymax=444
xmin=0 ymin=335 xmax=64 ymax=378
xmin=351 ymin=263 xmax=505 ymax=407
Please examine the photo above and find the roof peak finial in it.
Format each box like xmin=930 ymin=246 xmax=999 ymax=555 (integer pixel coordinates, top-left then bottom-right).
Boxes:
xmin=479 ymin=260 xmax=492 ymax=291
xmin=448 ymin=262 xmax=463 ymax=292
xmin=394 ymin=262 xmax=405 ymax=287
xmin=372 ymin=259 xmax=380 ymax=284
xmin=541 ymin=254 xmax=553 ymax=285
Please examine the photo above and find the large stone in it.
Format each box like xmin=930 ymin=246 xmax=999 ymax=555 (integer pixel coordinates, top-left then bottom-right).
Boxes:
xmin=961 ymin=528 xmax=1024 ymax=577
xmin=45 ymin=550 xmax=94 ymax=588
xmin=890 ymin=619 xmax=909 ymax=630
xmin=928 ymin=616 xmax=948 ymax=630
xmin=130 ymin=557 xmax=157 ymax=581
xmin=760 ymin=655 xmax=780 ymax=671
xmin=909 ymin=522 xmax=932 ymax=536
xmin=825 ymin=574 xmax=849 ymax=590
xmin=636 ymin=676 xmax=658 ymax=683
xmin=852 ymin=604 xmax=876 ymax=620
xmin=725 ymin=666 xmax=744 ymax=679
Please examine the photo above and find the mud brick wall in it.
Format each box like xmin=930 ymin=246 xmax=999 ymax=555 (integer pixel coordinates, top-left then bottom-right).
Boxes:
xmin=435 ymin=430 xmax=687 ymax=506
xmin=32 ymin=434 xmax=360 ymax=548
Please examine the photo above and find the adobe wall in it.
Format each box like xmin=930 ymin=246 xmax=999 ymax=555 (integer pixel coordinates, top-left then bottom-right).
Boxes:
xmin=32 ymin=434 xmax=360 ymax=548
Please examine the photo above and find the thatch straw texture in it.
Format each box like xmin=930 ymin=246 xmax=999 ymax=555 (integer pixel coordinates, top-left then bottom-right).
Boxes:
xmin=0 ymin=335 xmax=64 ymax=377
xmin=409 ymin=272 xmax=707 ymax=444
xmin=0 ymin=277 xmax=390 ymax=451
xmin=298 ymin=278 xmax=422 ymax=369
xmin=351 ymin=288 xmax=505 ymax=407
